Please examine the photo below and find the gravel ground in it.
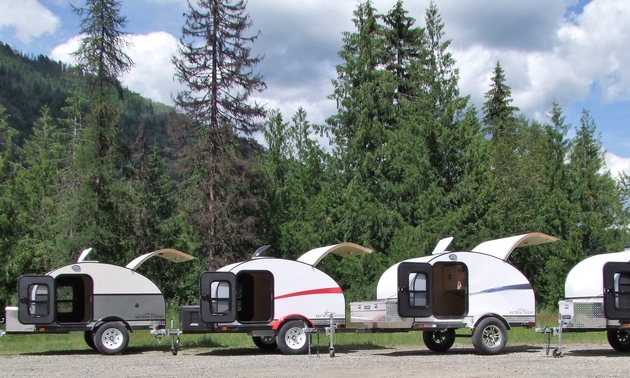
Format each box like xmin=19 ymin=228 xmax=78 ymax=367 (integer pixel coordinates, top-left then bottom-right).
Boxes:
xmin=0 ymin=343 xmax=626 ymax=378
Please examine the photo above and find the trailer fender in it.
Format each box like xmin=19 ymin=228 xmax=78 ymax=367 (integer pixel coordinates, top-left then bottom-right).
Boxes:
xmin=91 ymin=317 xmax=133 ymax=333
xmin=473 ymin=314 xmax=511 ymax=331
xmin=271 ymin=315 xmax=314 ymax=330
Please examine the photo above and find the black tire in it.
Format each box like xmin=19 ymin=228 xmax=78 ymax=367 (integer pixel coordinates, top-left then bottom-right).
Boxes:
xmin=276 ymin=320 xmax=309 ymax=355
xmin=422 ymin=329 xmax=456 ymax=352
xmin=84 ymin=330 xmax=97 ymax=351
xmin=472 ymin=317 xmax=507 ymax=355
xmin=94 ymin=322 xmax=130 ymax=355
xmin=607 ymin=329 xmax=630 ymax=352
xmin=252 ymin=335 xmax=278 ymax=351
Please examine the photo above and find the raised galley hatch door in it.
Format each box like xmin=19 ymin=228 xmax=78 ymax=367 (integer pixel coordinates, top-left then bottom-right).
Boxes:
xmin=200 ymin=272 xmax=237 ymax=324
xmin=397 ymin=262 xmax=433 ymax=318
xmin=17 ymin=275 xmax=55 ymax=325
xmin=603 ymin=262 xmax=630 ymax=321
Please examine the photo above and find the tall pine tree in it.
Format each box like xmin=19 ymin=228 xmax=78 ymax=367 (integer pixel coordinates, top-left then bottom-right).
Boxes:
xmin=172 ymin=0 xmax=267 ymax=268
xmin=71 ymin=0 xmax=136 ymax=263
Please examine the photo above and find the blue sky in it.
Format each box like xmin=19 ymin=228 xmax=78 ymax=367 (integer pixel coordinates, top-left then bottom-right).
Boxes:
xmin=0 ymin=0 xmax=629 ymax=176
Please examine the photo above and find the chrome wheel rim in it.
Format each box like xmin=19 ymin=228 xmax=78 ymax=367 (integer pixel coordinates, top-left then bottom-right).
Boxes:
xmin=481 ymin=325 xmax=502 ymax=347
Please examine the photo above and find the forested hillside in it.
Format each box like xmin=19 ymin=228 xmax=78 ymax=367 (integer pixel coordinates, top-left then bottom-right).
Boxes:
xmin=0 ymin=0 xmax=628 ymax=319
xmin=0 ymin=42 xmax=171 ymax=147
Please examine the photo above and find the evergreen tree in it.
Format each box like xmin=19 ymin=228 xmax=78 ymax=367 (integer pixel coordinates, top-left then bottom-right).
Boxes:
xmin=71 ymin=0 xmax=136 ymax=263
xmin=382 ymin=0 xmax=425 ymax=103
xmin=12 ymin=107 xmax=68 ymax=273
xmin=264 ymin=108 xmax=335 ymax=258
xmin=531 ymin=102 xmax=581 ymax=307
xmin=327 ymin=0 xmax=401 ymax=251
xmin=172 ymin=0 xmax=267 ymax=267
xmin=72 ymin=0 xmax=134 ymax=99
xmin=482 ymin=61 xmax=519 ymax=140
xmin=568 ymin=110 xmax=628 ymax=256
xmin=56 ymin=87 xmax=88 ymax=252
xmin=481 ymin=62 xmax=523 ymax=237
xmin=0 ymin=105 xmax=21 ymax=311
xmin=259 ymin=109 xmax=291 ymax=255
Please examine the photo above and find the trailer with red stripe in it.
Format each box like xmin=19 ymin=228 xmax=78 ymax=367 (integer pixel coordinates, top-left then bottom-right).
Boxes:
xmin=179 ymin=243 xmax=372 ymax=354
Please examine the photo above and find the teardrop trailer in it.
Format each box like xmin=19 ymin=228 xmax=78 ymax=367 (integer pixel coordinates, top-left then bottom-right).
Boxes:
xmin=537 ymin=249 xmax=630 ymax=357
xmin=178 ymin=243 xmax=372 ymax=355
xmin=0 ymin=248 xmax=194 ymax=355
xmin=350 ymin=233 xmax=558 ymax=355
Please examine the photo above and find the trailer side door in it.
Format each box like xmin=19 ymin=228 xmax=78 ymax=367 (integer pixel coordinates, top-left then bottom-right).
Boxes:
xmin=397 ymin=262 xmax=433 ymax=318
xmin=17 ymin=275 xmax=55 ymax=324
xmin=603 ymin=262 xmax=630 ymax=320
xmin=200 ymin=272 xmax=237 ymax=323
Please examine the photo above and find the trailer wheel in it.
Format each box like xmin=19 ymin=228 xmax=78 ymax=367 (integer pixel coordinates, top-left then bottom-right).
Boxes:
xmin=472 ymin=317 xmax=507 ymax=355
xmin=94 ymin=322 xmax=129 ymax=355
xmin=607 ymin=329 xmax=630 ymax=352
xmin=252 ymin=335 xmax=278 ymax=350
xmin=422 ymin=329 xmax=456 ymax=352
xmin=84 ymin=331 xmax=97 ymax=351
xmin=277 ymin=320 xmax=308 ymax=355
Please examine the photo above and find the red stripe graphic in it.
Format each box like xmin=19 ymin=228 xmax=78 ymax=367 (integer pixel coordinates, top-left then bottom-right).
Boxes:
xmin=275 ymin=287 xmax=342 ymax=300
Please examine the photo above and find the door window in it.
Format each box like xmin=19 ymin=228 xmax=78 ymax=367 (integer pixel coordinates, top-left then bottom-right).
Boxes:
xmin=614 ymin=272 xmax=630 ymax=310
xmin=211 ymin=281 xmax=232 ymax=315
xmin=28 ymin=284 xmax=50 ymax=317
xmin=409 ymin=273 xmax=428 ymax=308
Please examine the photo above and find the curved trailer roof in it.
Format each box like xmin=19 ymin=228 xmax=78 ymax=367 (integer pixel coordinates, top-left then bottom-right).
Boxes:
xmin=48 ymin=248 xmax=195 ymax=295
xmin=565 ymin=250 xmax=630 ymax=299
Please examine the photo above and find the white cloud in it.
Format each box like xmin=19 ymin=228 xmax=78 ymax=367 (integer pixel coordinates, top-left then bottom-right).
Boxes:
xmin=122 ymin=32 xmax=183 ymax=104
xmin=448 ymin=0 xmax=630 ymax=126
xmin=51 ymin=32 xmax=183 ymax=105
xmin=0 ymin=0 xmax=60 ymax=43
xmin=605 ymin=151 xmax=630 ymax=179
xmin=557 ymin=0 xmax=630 ymax=102
xmin=49 ymin=35 xmax=80 ymax=63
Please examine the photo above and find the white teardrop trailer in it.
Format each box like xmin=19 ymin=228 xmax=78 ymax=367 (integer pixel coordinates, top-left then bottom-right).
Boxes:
xmin=537 ymin=249 xmax=630 ymax=357
xmin=0 ymin=248 xmax=194 ymax=355
xmin=179 ymin=243 xmax=372 ymax=355
xmin=350 ymin=232 xmax=558 ymax=355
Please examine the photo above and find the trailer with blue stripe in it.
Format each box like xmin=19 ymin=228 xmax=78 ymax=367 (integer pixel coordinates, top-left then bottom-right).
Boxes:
xmin=350 ymin=233 xmax=557 ymax=355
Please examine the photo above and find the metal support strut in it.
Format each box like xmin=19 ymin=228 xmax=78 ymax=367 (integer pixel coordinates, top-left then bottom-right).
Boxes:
xmin=304 ymin=312 xmax=337 ymax=357
xmin=534 ymin=312 xmax=564 ymax=358
xmin=150 ymin=318 xmax=181 ymax=355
